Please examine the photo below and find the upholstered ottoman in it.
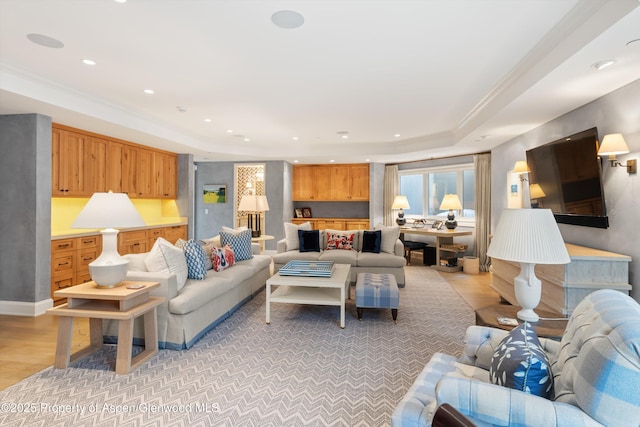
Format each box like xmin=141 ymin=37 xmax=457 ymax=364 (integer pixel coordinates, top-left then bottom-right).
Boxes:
xmin=355 ymin=273 xmax=399 ymax=322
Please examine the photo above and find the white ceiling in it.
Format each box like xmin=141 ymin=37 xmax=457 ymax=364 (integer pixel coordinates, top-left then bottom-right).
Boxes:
xmin=1 ymin=0 xmax=639 ymax=164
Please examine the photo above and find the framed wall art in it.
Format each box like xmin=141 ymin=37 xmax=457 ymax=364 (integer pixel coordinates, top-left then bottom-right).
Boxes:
xmin=203 ymin=184 xmax=226 ymax=203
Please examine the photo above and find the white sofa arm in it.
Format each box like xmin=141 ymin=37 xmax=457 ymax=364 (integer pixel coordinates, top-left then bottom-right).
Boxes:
xmin=276 ymin=239 xmax=287 ymax=253
xmin=394 ymin=239 xmax=404 ymax=257
xmin=435 ymin=376 xmax=603 ymax=427
xmin=125 ymin=270 xmax=178 ymax=300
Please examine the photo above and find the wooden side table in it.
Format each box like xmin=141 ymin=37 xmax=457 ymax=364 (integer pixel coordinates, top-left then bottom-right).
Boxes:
xmin=475 ymin=304 xmax=568 ymax=339
xmin=47 ymin=280 xmax=163 ymax=374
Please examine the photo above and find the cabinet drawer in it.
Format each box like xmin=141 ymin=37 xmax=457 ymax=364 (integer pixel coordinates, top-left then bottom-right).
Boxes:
xmin=77 ymin=248 xmax=98 ymax=269
xmin=51 ymin=238 xmax=76 ymax=252
xmin=52 ymin=275 xmax=75 ymax=292
xmin=79 ymin=235 xmax=99 ymax=248
xmin=76 ymin=271 xmax=93 ymax=285
xmin=164 ymin=225 xmax=186 ymax=243
xmin=119 ymin=230 xmax=147 ymax=243
xmin=51 ymin=253 xmax=75 ymax=275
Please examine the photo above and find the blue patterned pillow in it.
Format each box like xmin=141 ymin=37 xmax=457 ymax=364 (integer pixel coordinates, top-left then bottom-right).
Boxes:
xmin=489 ymin=322 xmax=554 ymax=398
xmin=183 ymin=239 xmax=207 ymax=280
xmin=220 ymin=229 xmax=253 ymax=261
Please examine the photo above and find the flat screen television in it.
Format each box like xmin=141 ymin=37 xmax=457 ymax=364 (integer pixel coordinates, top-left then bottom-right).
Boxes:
xmin=525 ymin=127 xmax=608 ymax=228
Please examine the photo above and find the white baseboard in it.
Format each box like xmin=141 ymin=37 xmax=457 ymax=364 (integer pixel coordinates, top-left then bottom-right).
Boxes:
xmin=0 ymin=298 xmax=53 ymax=316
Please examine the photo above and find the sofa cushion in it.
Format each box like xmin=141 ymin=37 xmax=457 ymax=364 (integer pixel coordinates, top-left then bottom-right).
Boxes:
xmin=220 ymin=229 xmax=253 ymax=261
xmin=284 ymin=221 xmax=311 ymax=251
xmin=299 ymin=229 xmax=320 ymax=252
xmin=183 ymin=239 xmax=207 ymax=280
xmin=319 ymin=248 xmax=358 ymax=266
xmin=362 ymin=230 xmax=381 ymax=253
xmin=489 ymin=322 xmax=553 ymax=399
xmin=124 ymin=252 xmax=148 ymax=272
xmin=144 ymin=237 xmax=188 ymax=291
xmin=326 ymin=231 xmax=356 ymax=251
xmin=357 ymin=250 xmax=407 ymax=268
xmin=212 ymin=244 xmax=235 ymax=272
xmin=374 ymin=224 xmax=401 ymax=254
xmin=273 ymin=250 xmax=322 ymax=265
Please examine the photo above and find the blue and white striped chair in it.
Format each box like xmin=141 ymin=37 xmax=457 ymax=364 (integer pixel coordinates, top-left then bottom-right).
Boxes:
xmin=392 ymin=289 xmax=640 ymax=427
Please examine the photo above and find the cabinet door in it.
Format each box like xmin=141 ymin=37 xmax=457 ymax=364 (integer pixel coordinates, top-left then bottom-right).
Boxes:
xmin=118 ymin=230 xmax=148 ymax=254
xmin=106 ymin=141 xmax=124 ymax=193
xmin=330 ymin=165 xmax=351 ymax=200
xmin=348 ymin=164 xmax=370 ymax=201
xmin=153 ymin=152 xmax=177 ymax=198
xmin=293 ymin=166 xmax=314 ymax=200
xmin=52 ymin=129 xmax=86 ymax=196
xmin=164 ymin=225 xmax=186 ymax=243
xmin=84 ymin=136 xmax=108 ymax=194
xmin=312 ymin=166 xmax=331 ymax=200
xmin=345 ymin=220 xmax=370 ymax=230
xmin=134 ymin=148 xmax=154 ymax=198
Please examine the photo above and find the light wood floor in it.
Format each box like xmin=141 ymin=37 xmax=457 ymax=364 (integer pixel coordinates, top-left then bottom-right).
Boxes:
xmin=0 ymin=264 xmax=497 ymax=391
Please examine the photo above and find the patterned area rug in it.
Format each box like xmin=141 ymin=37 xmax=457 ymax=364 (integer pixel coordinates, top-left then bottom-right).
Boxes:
xmin=0 ymin=266 xmax=474 ymax=427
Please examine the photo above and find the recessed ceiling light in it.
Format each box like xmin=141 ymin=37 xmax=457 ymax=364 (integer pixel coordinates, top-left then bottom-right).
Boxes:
xmin=244 ymin=138 xmax=250 ymax=142
xmin=82 ymin=59 xmax=96 ymax=66
xmin=329 ymin=159 xmax=336 ymax=163
xmin=271 ymin=10 xmax=304 ymax=29
xmin=204 ymin=118 xmax=212 ymax=122
xmin=365 ymin=158 xmax=371 ymax=162
xmin=144 ymin=89 xmax=154 ymax=94
xmin=27 ymin=33 xmax=64 ymax=48
xmin=394 ymin=134 xmax=401 ymax=138
xmin=293 ymin=136 xmax=299 ymax=141
xmin=341 ymin=135 xmax=348 ymax=139
xmin=114 ymin=0 xmax=127 ymax=3
xmin=293 ymin=160 xmax=299 ymax=163
xmin=591 ymin=60 xmax=615 ymax=71
xmin=226 ymin=129 xmax=233 ymax=133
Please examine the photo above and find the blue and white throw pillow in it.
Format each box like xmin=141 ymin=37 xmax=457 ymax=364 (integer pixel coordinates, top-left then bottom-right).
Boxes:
xmin=489 ymin=322 xmax=554 ymax=398
xmin=183 ymin=239 xmax=207 ymax=280
xmin=220 ymin=229 xmax=253 ymax=261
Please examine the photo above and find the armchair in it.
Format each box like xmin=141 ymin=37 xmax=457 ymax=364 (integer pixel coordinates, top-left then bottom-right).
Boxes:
xmin=392 ymin=289 xmax=640 ymax=426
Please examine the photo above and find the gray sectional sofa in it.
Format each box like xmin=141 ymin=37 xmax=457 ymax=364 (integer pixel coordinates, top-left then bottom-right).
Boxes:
xmin=103 ymin=236 xmax=271 ymax=350
xmin=272 ymin=227 xmax=406 ymax=287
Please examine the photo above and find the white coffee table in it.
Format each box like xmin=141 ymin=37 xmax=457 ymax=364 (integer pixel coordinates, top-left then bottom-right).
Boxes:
xmin=266 ymin=263 xmax=351 ymax=328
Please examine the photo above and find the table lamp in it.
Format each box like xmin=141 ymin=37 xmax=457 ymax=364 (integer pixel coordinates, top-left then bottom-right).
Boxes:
xmin=238 ymin=194 xmax=270 ymax=237
xmin=487 ymin=209 xmax=570 ymax=322
xmin=440 ymin=194 xmax=462 ymax=230
xmin=71 ymin=192 xmax=145 ymax=288
xmin=391 ymin=195 xmax=410 ymax=226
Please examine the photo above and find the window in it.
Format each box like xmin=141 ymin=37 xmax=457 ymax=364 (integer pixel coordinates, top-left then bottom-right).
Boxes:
xmin=399 ymin=164 xmax=475 ymax=225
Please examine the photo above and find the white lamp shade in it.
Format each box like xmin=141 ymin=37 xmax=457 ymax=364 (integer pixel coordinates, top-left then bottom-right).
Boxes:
xmin=71 ymin=192 xmax=145 ymax=229
xmin=238 ymin=194 xmax=270 ymax=212
xmin=598 ymin=133 xmax=629 ymax=156
xmin=487 ymin=209 xmax=570 ymax=265
xmin=391 ymin=195 xmax=410 ymax=210
xmin=439 ymin=194 xmax=462 ymax=210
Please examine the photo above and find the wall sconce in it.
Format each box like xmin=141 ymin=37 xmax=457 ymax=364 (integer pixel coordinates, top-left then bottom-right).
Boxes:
xmin=598 ymin=133 xmax=637 ymax=174
xmin=513 ymin=161 xmax=530 ymax=182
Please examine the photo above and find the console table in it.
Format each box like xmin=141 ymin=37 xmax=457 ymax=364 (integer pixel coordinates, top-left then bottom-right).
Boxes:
xmin=491 ymin=243 xmax=631 ymax=316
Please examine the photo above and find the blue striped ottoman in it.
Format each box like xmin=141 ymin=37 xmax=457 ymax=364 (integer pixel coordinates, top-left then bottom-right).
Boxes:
xmin=355 ymin=273 xmax=399 ymax=322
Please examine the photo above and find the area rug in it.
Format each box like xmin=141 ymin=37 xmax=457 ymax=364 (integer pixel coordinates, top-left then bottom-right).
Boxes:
xmin=0 ymin=266 xmax=474 ymax=427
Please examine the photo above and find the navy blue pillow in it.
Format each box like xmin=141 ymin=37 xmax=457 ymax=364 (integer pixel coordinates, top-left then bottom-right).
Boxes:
xmin=489 ymin=322 xmax=554 ymax=398
xmin=362 ymin=230 xmax=381 ymax=253
xmin=298 ymin=229 xmax=320 ymax=252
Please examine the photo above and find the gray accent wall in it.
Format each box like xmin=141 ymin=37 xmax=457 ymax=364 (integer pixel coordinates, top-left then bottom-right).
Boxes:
xmin=0 ymin=114 xmax=52 ymax=309
xmin=177 ymin=153 xmax=195 ymax=239
xmin=491 ymin=78 xmax=640 ymax=301
xmin=194 ymin=161 xmax=289 ymax=250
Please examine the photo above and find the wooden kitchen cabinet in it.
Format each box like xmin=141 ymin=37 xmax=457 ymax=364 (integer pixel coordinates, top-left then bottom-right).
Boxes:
xmin=291 ymin=218 xmax=370 ymax=230
xmin=118 ymin=229 xmax=149 ymax=254
xmin=50 ymin=235 xmax=102 ymax=304
xmin=330 ymin=164 xmax=370 ymax=201
xmin=293 ymin=164 xmax=369 ymax=201
xmin=52 ymin=128 xmax=86 ymax=196
xmin=53 ymin=123 xmax=178 ymax=199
